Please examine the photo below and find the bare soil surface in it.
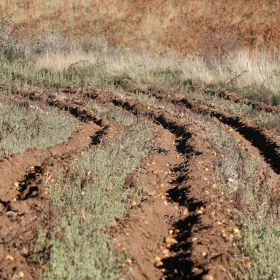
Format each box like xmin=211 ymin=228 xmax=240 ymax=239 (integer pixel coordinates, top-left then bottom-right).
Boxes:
xmin=0 ymin=87 xmax=279 ymax=279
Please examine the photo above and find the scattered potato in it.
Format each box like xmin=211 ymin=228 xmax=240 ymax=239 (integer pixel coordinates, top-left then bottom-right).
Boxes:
xmin=154 ymin=261 xmax=163 ymax=267
xmin=233 ymin=228 xmax=241 ymax=234
xmin=164 ymin=236 xmax=177 ymax=244
xmin=130 ymin=200 xmax=138 ymax=207
xmin=162 ymin=249 xmax=169 ymax=254
xmin=154 ymin=256 xmax=161 ymax=261
xmin=5 ymin=255 xmax=14 ymax=261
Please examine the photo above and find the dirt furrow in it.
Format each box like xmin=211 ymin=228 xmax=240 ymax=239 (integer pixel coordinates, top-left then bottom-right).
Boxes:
xmin=71 ymin=95 xmax=240 ymax=279
xmin=74 ymin=91 xmax=280 ymax=279
xmin=0 ymin=95 xmax=120 ymax=279
xmin=137 ymin=91 xmax=280 ymax=174
xmin=218 ymin=89 xmax=280 ymax=113
xmin=6 ymin=87 xmax=280 ymax=279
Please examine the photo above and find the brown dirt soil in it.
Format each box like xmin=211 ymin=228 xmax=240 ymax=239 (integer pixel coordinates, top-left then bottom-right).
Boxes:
xmin=105 ymin=102 xmax=237 ymax=279
xmin=0 ymin=95 xmax=120 ymax=279
xmin=99 ymin=95 xmax=279 ymax=279
xmin=1 ymin=86 xmax=280 ymax=279
xmin=53 ymin=88 xmax=277 ymax=279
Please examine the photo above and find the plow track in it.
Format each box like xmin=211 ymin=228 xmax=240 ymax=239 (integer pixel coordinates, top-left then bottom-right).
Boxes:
xmin=0 ymin=87 xmax=279 ymax=279
xmin=140 ymin=90 xmax=280 ymax=174
xmin=0 ymin=92 xmax=119 ymax=279
xmin=218 ymin=89 xmax=280 ymax=114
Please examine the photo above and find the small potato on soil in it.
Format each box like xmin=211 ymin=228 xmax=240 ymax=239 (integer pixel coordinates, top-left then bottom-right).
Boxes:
xmin=154 ymin=256 xmax=161 ymax=261
xmin=162 ymin=248 xmax=169 ymax=254
xmin=164 ymin=236 xmax=177 ymax=244
xmin=154 ymin=261 xmax=163 ymax=267
xmin=5 ymin=255 xmax=14 ymax=261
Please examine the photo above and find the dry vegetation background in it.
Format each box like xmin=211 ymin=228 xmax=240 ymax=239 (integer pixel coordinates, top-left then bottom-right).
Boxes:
xmin=1 ymin=0 xmax=280 ymax=54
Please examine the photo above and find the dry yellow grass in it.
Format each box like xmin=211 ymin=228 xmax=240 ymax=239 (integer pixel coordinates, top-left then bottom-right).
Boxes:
xmin=1 ymin=0 xmax=280 ymax=54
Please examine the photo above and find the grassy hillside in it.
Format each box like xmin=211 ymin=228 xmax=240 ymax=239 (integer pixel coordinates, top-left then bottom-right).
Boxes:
xmin=1 ymin=0 xmax=280 ymax=54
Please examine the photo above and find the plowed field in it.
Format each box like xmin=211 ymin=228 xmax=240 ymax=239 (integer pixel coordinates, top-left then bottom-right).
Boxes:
xmin=1 ymin=82 xmax=279 ymax=279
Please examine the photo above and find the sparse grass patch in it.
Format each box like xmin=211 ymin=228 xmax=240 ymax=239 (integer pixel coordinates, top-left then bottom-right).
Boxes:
xmin=0 ymin=96 xmax=77 ymax=157
xmin=190 ymin=93 xmax=280 ymax=135
xmin=133 ymin=92 xmax=156 ymax=105
xmin=205 ymin=122 xmax=280 ymax=279
xmin=39 ymin=109 xmax=153 ymax=279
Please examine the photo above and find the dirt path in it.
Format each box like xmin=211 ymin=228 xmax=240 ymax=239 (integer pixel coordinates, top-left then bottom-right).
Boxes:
xmin=1 ymin=87 xmax=279 ymax=279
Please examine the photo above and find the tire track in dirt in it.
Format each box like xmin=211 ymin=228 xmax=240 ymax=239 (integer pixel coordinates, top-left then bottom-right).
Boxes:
xmin=0 ymin=94 xmax=120 ymax=279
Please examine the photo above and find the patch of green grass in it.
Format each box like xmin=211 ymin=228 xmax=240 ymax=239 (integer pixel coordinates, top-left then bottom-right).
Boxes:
xmin=39 ymin=110 xmax=153 ymax=279
xmin=0 ymin=98 xmax=77 ymax=157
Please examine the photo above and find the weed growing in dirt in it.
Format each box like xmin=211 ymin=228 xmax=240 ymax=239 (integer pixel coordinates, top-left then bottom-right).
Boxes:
xmin=41 ymin=112 xmax=153 ymax=279
xmin=0 ymin=98 xmax=77 ymax=157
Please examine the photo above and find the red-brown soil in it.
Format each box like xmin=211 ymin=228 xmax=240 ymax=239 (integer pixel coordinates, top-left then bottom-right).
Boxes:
xmin=0 ymin=86 xmax=279 ymax=279
xmin=0 ymin=95 xmax=118 ymax=279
